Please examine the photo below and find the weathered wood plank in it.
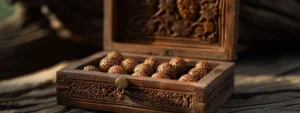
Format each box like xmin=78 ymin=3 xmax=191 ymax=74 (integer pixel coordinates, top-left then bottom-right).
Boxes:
xmin=0 ymin=85 xmax=56 ymax=102
xmin=219 ymin=92 xmax=300 ymax=113
xmin=0 ymin=97 xmax=56 ymax=107
xmin=65 ymin=108 xmax=104 ymax=113
xmin=33 ymin=104 xmax=69 ymax=113
xmin=216 ymin=53 xmax=300 ymax=113
xmin=0 ymin=61 xmax=71 ymax=98
xmin=15 ymin=101 xmax=56 ymax=113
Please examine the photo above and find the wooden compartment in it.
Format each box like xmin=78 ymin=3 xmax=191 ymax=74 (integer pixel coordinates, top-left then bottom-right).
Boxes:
xmin=56 ymin=0 xmax=238 ymax=112
xmin=57 ymin=52 xmax=234 ymax=113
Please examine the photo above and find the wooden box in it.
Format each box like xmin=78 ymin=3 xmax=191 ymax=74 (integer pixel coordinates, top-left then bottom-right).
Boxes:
xmin=56 ymin=0 xmax=239 ymax=113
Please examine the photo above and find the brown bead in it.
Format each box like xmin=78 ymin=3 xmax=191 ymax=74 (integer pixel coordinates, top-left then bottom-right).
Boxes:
xmin=106 ymin=51 xmax=124 ymax=64
xmin=121 ymin=58 xmax=138 ymax=74
xmin=157 ymin=62 xmax=177 ymax=79
xmin=178 ymin=74 xmax=198 ymax=82
xmin=99 ymin=57 xmax=119 ymax=72
xmin=132 ymin=72 xmax=148 ymax=77
xmin=151 ymin=72 xmax=170 ymax=79
xmin=108 ymin=65 xmax=126 ymax=74
xmin=188 ymin=68 xmax=207 ymax=80
xmin=134 ymin=64 xmax=153 ymax=76
xmin=169 ymin=57 xmax=187 ymax=75
xmin=83 ymin=65 xmax=99 ymax=72
xmin=195 ymin=61 xmax=212 ymax=73
xmin=143 ymin=57 xmax=160 ymax=72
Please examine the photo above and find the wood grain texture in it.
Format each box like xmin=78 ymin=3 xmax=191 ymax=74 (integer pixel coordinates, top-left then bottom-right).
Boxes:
xmin=218 ymin=53 xmax=300 ymax=113
xmin=0 ymin=61 xmax=71 ymax=97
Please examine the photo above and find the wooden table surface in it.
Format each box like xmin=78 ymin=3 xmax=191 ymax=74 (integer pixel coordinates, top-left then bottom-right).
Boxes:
xmin=1 ymin=53 xmax=300 ymax=113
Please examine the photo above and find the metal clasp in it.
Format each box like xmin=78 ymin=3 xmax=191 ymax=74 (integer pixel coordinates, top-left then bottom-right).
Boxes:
xmin=115 ymin=76 xmax=130 ymax=101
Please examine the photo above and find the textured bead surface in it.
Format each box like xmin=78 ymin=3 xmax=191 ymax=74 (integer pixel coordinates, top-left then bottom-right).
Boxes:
xmin=99 ymin=57 xmax=119 ymax=72
xmin=195 ymin=61 xmax=212 ymax=73
xmin=169 ymin=57 xmax=187 ymax=75
xmin=178 ymin=74 xmax=198 ymax=82
xmin=132 ymin=72 xmax=148 ymax=77
xmin=157 ymin=62 xmax=177 ymax=79
xmin=151 ymin=72 xmax=170 ymax=79
xmin=134 ymin=64 xmax=153 ymax=76
xmin=83 ymin=65 xmax=99 ymax=72
xmin=108 ymin=65 xmax=126 ymax=74
xmin=143 ymin=57 xmax=160 ymax=72
xmin=106 ymin=51 xmax=124 ymax=64
xmin=121 ymin=58 xmax=138 ymax=74
xmin=188 ymin=68 xmax=207 ymax=80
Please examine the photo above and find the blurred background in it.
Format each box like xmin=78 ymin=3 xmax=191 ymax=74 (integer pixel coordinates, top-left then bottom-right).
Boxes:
xmin=0 ymin=0 xmax=103 ymax=79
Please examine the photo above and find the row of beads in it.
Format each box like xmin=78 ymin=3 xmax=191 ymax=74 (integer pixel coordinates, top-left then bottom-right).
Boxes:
xmin=83 ymin=51 xmax=212 ymax=82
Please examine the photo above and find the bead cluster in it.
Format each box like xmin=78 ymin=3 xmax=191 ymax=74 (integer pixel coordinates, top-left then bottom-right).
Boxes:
xmin=82 ymin=51 xmax=213 ymax=82
xmin=178 ymin=61 xmax=213 ymax=82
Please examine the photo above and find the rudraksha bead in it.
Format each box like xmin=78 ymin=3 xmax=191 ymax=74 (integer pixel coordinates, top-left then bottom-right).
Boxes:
xmin=108 ymin=65 xmax=126 ymax=74
xmin=151 ymin=72 xmax=170 ymax=79
xmin=121 ymin=58 xmax=138 ymax=74
xmin=134 ymin=64 xmax=153 ymax=76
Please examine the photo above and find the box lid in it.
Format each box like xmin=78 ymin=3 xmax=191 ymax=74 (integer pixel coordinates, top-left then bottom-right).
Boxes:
xmin=104 ymin=0 xmax=239 ymax=61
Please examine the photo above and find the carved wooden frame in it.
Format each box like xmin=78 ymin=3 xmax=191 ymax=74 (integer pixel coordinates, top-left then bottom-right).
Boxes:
xmin=104 ymin=0 xmax=238 ymax=61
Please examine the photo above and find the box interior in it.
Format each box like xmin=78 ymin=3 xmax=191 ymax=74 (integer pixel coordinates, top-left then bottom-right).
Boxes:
xmin=75 ymin=52 xmax=220 ymax=81
xmin=104 ymin=0 xmax=238 ymax=61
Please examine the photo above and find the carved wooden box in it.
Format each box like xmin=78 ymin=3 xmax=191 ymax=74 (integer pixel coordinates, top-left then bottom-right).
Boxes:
xmin=56 ymin=0 xmax=238 ymax=113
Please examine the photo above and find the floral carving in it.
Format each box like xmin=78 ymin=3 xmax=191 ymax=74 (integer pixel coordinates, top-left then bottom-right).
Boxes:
xmin=204 ymin=21 xmax=215 ymax=33
xmin=65 ymin=79 xmax=194 ymax=110
xmin=200 ymin=3 xmax=218 ymax=20
xmin=177 ymin=0 xmax=199 ymax=21
xmin=67 ymin=81 xmax=125 ymax=102
xmin=122 ymin=0 xmax=222 ymax=43
xmin=157 ymin=0 xmax=176 ymax=14
xmin=171 ymin=21 xmax=192 ymax=37
xmin=194 ymin=26 xmax=205 ymax=37
xmin=128 ymin=88 xmax=194 ymax=110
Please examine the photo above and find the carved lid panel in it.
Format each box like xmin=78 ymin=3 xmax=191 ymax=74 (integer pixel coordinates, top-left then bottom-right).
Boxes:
xmin=104 ymin=0 xmax=238 ymax=61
